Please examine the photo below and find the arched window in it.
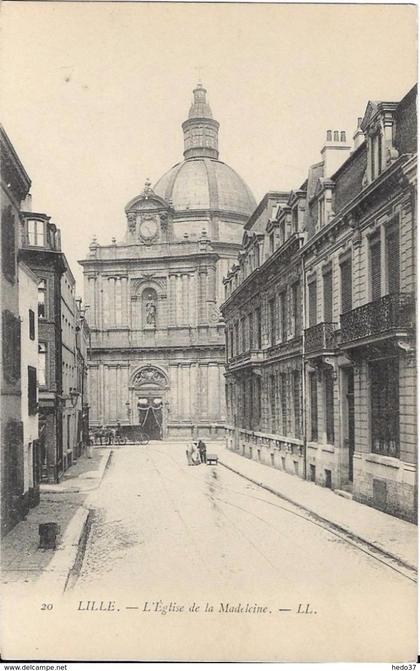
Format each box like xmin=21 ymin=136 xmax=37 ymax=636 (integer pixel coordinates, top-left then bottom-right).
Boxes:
xmin=142 ymin=288 xmax=157 ymax=329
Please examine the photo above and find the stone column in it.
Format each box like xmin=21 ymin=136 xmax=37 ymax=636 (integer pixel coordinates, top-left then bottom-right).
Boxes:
xmin=170 ymin=275 xmax=177 ymax=326
xmin=182 ymin=274 xmax=189 ymax=324
xmin=208 ymin=363 xmax=219 ymax=418
xmin=198 ymin=269 xmax=207 ymax=324
xmin=121 ymin=277 xmax=128 ymax=326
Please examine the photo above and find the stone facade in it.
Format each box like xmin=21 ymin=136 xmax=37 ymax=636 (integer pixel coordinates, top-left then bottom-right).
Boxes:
xmin=1 ymin=126 xmax=31 ymax=535
xmin=80 ymin=84 xmax=256 ymax=440
xmin=223 ymin=192 xmax=306 ymax=475
xmin=19 ymin=262 xmax=40 ymax=510
xmin=222 ymin=86 xmax=417 ymax=522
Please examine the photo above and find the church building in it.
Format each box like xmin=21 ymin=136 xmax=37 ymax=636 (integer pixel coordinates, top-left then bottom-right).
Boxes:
xmin=80 ymin=83 xmax=256 ymax=440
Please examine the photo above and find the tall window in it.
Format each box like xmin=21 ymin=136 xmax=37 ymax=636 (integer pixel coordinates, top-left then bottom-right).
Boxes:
xmin=318 ymin=197 xmax=326 ymax=228
xmin=29 ymin=309 xmax=35 ymax=340
xmin=325 ymin=369 xmax=334 ymax=444
xmin=240 ymin=316 xmax=246 ymax=352
xmin=38 ymin=279 xmax=47 ymax=318
xmin=248 ymin=313 xmax=254 ymax=349
xmin=370 ymin=358 xmax=399 ymax=457
xmin=308 ymin=280 xmax=317 ymax=326
xmin=293 ymin=370 xmax=301 ymax=438
xmin=28 ymin=219 xmax=45 ymax=247
xmin=234 ymin=321 xmax=239 ymax=355
xmin=292 ymin=207 xmax=299 ymax=232
xmin=279 ymin=373 xmax=287 ymax=435
xmin=270 ymin=374 xmax=276 ymax=432
xmin=386 ymin=223 xmax=400 ymax=295
xmin=38 ymin=343 xmax=47 ymax=387
xmin=370 ymin=133 xmax=383 ymax=180
xmin=370 ymin=234 xmax=381 ymax=301
xmin=290 ymin=282 xmax=299 ymax=337
xmin=310 ymin=373 xmax=318 ymax=441
xmin=255 ymin=307 xmax=262 ymax=349
xmin=269 ymin=297 xmax=276 ymax=346
xmin=28 ymin=366 xmax=37 ymax=415
xmin=269 ymin=233 xmax=275 ymax=254
xmin=255 ymin=377 xmax=261 ymax=426
xmin=340 ymin=257 xmax=352 ymax=314
xmin=279 ymin=291 xmax=287 ymax=342
xmin=2 ymin=310 xmax=21 ymax=383
xmin=229 ymin=329 xmax=234 ymax=359
xmin=323 ymin=269 xmax=333 ymax=322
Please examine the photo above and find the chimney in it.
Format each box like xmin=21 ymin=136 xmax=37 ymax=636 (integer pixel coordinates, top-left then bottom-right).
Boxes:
xmin=352 ymin=117 xmax=364 ymax=151
xmin=22 ymin=193 xmax=32 ymax=212
xmin=320 ymin=129 xmax=351 ymax=178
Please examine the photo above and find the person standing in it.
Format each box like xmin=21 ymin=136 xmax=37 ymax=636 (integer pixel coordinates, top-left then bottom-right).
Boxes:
xmin=198 ymin=439 xmax=207 ymax=464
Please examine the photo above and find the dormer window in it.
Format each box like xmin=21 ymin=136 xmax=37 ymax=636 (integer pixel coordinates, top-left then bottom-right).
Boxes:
xmin=370 ymin=131 xmax=383 ymax=180
xmin=292 ymin=207 xmax=299 ymax=232
xmin=28 ymin=219 xmax=45 ymax=247
xmin=318 ymin=197 xmax=326 ymax=228
xmin=269 ymin=232 xmax=275 ymax=254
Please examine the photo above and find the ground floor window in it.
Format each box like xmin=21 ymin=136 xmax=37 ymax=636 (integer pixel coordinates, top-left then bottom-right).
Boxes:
xmin=370 ymin=358 xmax=399 ymax=457
xmin=325 ymin=369 xmax=334 ymax=444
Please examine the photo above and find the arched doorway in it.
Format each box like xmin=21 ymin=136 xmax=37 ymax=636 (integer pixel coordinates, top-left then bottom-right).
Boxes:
xmin=129 ymin=366 xmax=168 ymax=440
xmin=138 ymin=397 xmax=163 ymax=440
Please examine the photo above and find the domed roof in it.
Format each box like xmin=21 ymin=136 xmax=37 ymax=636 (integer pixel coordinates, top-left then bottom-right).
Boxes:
xmin=154 ymin=157 xmax=256 ymax=217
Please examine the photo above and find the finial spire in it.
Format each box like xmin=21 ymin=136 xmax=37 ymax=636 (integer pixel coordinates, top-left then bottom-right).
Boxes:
xmin=182 ymin=84 xmax=219 ymax=160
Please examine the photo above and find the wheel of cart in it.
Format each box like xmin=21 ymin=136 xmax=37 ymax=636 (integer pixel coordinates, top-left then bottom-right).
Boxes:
xmin=139 ymin=430 xmax=150 ymax=445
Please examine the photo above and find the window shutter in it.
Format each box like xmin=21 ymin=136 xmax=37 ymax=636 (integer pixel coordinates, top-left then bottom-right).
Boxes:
xmin=370 ymin=238 xmax=381 ymax=301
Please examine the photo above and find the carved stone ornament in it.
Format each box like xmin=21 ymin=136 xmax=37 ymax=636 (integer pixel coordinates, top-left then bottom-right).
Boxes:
xmin=133 ymin=366 xmax=167 ymax=388
xmin=127 ymin=212 xmax=136 ymax=233
xmin=138 ymin=213 xmax=159 ymax=243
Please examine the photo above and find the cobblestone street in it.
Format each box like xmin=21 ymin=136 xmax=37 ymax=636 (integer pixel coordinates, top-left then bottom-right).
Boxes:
xmin=68 ymin=442 xmax=416 ymax=660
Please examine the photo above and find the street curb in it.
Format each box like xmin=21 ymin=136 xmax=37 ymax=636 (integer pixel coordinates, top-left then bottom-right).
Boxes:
xmin=36 ymin=507 xmax=90 ymax=593
xmin=40 ymin=449 xmax=113 ymax=494
xmin=219 ymin=460 xmax=417 ymax=579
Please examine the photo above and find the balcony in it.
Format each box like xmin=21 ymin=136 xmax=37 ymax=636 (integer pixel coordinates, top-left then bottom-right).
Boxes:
xmin=304 ymin=322 xmax=337 ymax=355
xmin=340 ymin=293 xmax=415 ymax=346
xmin=228 ymin=349 xmax=263 ymax=370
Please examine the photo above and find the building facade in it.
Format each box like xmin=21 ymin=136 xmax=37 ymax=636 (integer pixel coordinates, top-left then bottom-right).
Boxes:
xmin=223 ymin=192 xmax=306 ymax=476
xmin=1 ymin=126 xmax=32 ymax=535
xmin=19 ymin=262 xmax=40 ymax=509
xmin=222 ymin=86 xmax=417 ymax=522
xmin=80 ymin=84 xmax=256 ymax=440
xmin=20 ymin=211 xmax=66 ymax=483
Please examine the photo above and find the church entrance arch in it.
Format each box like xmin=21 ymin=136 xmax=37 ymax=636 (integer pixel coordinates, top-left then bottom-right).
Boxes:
xmin=129 ymin=366 xmax=169 ymax=440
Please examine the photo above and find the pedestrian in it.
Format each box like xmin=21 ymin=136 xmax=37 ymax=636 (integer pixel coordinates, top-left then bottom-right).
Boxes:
xmin=191 ymin=441 xmax=201 ymax=465
xmin=198 ymin=439 xmax=207 ymax=464
xmin=186 ymin=445 xmax=194 ymax=466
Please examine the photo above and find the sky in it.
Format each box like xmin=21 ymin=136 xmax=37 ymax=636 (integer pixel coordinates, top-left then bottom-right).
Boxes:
xmin=2 ymin=2 xmax=417 ymax=296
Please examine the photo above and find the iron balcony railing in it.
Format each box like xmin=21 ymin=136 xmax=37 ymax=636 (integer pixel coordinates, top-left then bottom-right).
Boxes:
xmin=304 ymin=321 xmax=337 ymax=354
xmin=340 ymin=293 xmax=415 ymax=344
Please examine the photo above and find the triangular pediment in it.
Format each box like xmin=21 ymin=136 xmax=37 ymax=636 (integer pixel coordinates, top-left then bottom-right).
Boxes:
xmin=360 ymin=100 xmax=379 ymax=132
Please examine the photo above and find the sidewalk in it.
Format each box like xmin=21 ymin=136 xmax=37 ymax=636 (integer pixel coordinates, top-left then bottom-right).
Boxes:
xmin=1 ymin=448 xmax=111 ymax=587
xmin=213 ymin=445 xmax=417 ymax=572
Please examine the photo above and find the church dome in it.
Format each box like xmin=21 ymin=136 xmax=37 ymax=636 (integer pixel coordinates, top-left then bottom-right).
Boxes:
xmin=154 ymin=157 xmax=256 ymax=218
xmin=153 ymin=83 xmax=256 ymax=221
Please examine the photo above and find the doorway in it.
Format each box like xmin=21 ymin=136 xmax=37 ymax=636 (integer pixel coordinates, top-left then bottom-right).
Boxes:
xmin=345 ymin=368 xmax=355 ymax=482
xmin=138 ymin=397 xmax=163 ymax=440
